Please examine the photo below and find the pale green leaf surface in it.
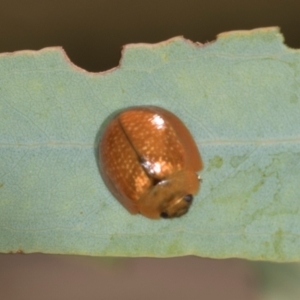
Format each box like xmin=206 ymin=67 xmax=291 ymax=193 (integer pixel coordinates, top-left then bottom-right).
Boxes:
xmin=1 ymin=27 xmax=300 ymax=261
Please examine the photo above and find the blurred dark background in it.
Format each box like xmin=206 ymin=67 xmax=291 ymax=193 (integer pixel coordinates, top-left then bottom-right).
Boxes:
xmin=1 ymin=0 xmax=299 ymax=72
xmin=1 ymin=0 xmax=300 ymax=299
xmin=0 ymin=255 xmax=258 ymax=300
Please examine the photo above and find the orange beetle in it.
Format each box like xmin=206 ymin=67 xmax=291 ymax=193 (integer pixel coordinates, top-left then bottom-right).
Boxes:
xmin=98 ymin=106 xmax=203 ymax=219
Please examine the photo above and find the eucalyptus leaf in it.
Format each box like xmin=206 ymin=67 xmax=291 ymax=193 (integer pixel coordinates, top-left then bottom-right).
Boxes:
xmin=1 ymin=27 xmax=300 ymax=260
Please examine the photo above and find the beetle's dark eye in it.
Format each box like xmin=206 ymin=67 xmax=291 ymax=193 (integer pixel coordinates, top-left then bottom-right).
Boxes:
xmin=160 ymin=212 xmax=169 ymax=218
xmin=183 ymin=194 xmax=193 ymax=203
